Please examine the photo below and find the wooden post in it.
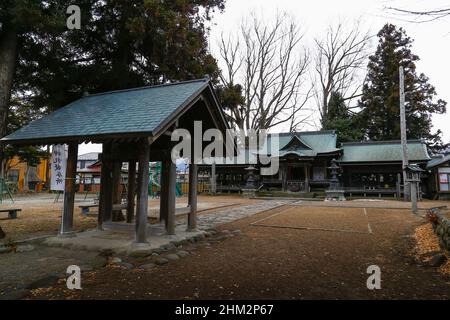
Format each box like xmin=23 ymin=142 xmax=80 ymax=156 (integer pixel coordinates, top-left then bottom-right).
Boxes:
xmin=99 ymin=146 xmax=113 ymax=223
xmin=60 ymin=142 xmax=78 ymax=235
xmin=45 ymin=145 xmax=51 ymax=190
xmin=126 ymin=161 xmax=136 ymax=223
xmin=211 ymin=162 xmax=216 ymax=194
xmin=188 ymin=163 xmax=198 ymax=231
xmin=135 ymin=140 xmax=150 ymax=243
xmin=399 ymin=66 xmax=410 ymax=201
xmin=166 ymin=160 xmax=177 ymax=235
xmin=98 ymin=145 xmax=113 ymax=227
xmin=112 ymin=161 xmax=124 ymax=221
xmin=159 ymin=156 xmax=169 ymax=226
xmin=187 ymin=167 xmax=192 ymax=206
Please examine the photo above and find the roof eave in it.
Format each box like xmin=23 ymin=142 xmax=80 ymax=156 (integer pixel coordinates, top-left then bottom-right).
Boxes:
xmin=338 ymin=159 xmax=430 ymax=165
xmin=1 ymin=131 xmax=153 ymax=146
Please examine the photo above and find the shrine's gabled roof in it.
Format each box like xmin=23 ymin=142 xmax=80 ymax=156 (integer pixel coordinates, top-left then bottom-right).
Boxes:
xmin=261 ymin=130 xmax=342 ymax=158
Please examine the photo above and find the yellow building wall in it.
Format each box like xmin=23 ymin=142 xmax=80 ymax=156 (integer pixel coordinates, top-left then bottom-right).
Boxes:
xmin=6 ymin=157 xmax=49 ymax=192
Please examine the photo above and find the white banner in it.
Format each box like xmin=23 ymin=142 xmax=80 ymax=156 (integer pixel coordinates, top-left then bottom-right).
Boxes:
xmin=51 ymin=144 xmax=68 ymax=191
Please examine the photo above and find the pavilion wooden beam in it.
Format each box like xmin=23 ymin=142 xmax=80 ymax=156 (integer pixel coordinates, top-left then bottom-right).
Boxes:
xmin=60 ymin=142 xmax=78 ymax=235
xmin=126 ymin=161 xmax=136 ymax=223
xmin=187 ymin=162 xmax=198 ymax=231
xmin=99 ymin=143 xmax=113 ymax=225
xmin=166 ymin=160 xmax=177 ymax=235
xmin=135 ymin=139 xmax=150 ymax=243
xmin=112 ymin=161 xmax=124 ymax=221
xmin=159 ymin=155 xmax=170 ymax=227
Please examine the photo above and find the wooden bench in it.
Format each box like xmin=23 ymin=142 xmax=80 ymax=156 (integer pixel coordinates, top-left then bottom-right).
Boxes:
xmin=79 ymin=203 xmax=127 ymax=215
xmin=79 ymin=204 xmax=99 ymax=215
xmin=0 ymin=208 xmax=21 ymax=219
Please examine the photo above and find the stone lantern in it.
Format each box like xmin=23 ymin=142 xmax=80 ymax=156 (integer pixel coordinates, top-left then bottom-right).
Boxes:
xmin=404 ymin=164 xmax=424 ymax=213
xmin=404 ymin=164 xmax=423 ymax=183
xmin=241 ymin=165 xmax=258 ymax=198
xmin=325 ymin=159 xmax=346 ymax=201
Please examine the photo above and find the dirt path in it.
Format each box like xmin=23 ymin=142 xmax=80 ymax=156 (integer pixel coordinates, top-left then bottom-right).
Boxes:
xmin=26 ymin=204 xmax=450 ymax=299
xmin=0 ymin=246 xmax=107 ymax=299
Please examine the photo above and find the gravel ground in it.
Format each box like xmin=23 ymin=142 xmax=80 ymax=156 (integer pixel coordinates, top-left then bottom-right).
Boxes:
xmin=0 ymin=195 xmax=258 ymax=242
xmin=25 ymin=203 xmax=450 ymax=300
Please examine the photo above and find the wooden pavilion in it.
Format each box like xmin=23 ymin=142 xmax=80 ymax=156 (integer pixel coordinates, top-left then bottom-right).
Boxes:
xmin=1 ymin=78 xmax=229 ymax=244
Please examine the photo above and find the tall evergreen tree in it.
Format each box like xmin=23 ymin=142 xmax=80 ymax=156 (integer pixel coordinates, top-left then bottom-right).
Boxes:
xmin=358 ymin=23 xmax=446 ymax=150
xmin=0 ymin=0 xmax=63 ymax=166
xmin=14 ymin=0 xmax=225 ymax=112
xmin=0 ymin=1 xmax=225 ymax=232
xmin=322 ymin=91 xmax=363 ymax=144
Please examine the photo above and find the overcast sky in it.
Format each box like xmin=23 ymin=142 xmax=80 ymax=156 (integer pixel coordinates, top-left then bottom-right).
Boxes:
xmin=79 ymin=0 xmax=449 ymax=154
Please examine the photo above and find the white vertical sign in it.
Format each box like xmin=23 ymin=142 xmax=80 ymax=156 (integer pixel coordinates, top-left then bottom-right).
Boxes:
xmin=51 ymin=144 xmax=68 ymax=191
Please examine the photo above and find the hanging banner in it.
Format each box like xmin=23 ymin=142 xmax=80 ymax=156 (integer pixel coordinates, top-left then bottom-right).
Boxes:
xmin=51 ymin=144 xmax=68 ymax=191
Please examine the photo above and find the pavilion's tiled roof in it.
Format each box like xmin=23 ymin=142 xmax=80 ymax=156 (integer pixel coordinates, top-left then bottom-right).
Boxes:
xmin=2 ymin=79 xmax=210 ymax=144
xmin=338 ymin=140 xmax=430 ymax=163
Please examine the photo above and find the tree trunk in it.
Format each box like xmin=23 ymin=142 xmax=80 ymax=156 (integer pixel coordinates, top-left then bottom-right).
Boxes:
xmin=0 ymin=30 xmax=18 ymax=177
xmin=0 ymin=30 xmax=18 ymax=240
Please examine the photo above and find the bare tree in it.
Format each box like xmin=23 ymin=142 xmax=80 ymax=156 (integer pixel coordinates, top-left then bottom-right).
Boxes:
xmin=313 ymin=22 xmax=371 ymax=124
xmin=385 ymin=6 xmax=450 ymax=23
xmin=218 ymin=12 xmax=312 ymax=134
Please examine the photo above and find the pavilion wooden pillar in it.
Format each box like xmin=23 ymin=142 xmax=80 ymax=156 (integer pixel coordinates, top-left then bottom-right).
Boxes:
xmin=98 ymin=143 xmax=113 ymax=228
xmin=159 ymin=155 xmax=170 ymax=227
xmin=126 ymin=161 xmax=136 ymax=223
xmin=166 ymin=160 xmax=177 ymax=235
xmin=135 ymin=140 xmax=150 ymax=243
xmin=187 ymin=162 xmax=198 ymax=231
xmin=112 ymin=161 xmax=125 ymax=221
xmin=60 ymin=142 xmax=78 ymax=235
